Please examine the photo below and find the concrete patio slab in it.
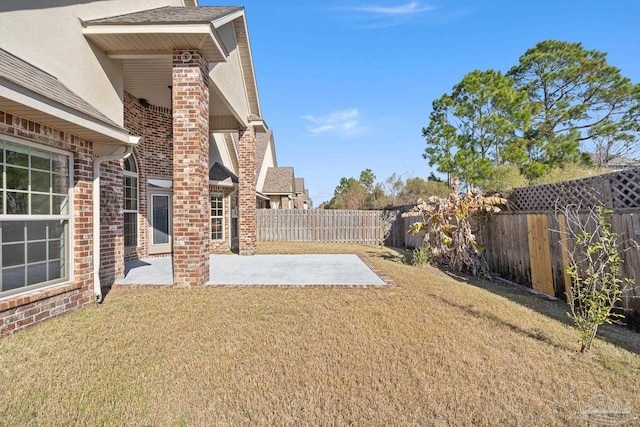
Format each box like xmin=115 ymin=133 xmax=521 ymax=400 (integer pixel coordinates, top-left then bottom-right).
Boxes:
xmin=114 ymin=254 xmax=386 ymax=286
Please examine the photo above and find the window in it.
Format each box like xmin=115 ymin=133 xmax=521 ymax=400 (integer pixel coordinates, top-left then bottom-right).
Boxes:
xmin=210 ymin=193 xmax=224 ymax=240
xmin=0 ymin=139 xmax=71 ymax=296
xmin=123 ymin=155 xmax=138 ymax=247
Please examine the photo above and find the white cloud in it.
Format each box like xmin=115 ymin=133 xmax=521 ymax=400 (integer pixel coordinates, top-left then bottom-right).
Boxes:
xmin=303 ymin=109 xmax=362 ymax=136
xmin=333 ymin=1 xmax=434 ymax=28
xmin=352 ymin=2 xmax=434 ymax=16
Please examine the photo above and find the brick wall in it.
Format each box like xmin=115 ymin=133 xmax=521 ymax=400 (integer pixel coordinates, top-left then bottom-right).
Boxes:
xmin=0 ymin=111 xmax=94 ymax=338
xmin=123 ymin=92 xmax=173 ymax=261
xmin=172 ymin=50 xmax=210 ymax=286
xmin=238 ymin=126 xmax=257 ymax=255
xmin=99 ymin=160 xmax=124 ymax=285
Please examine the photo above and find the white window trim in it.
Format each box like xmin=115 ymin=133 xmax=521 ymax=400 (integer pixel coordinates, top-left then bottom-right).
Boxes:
xmin=0 ymin=134 xmax=74 ymax=298
xmin=210 ymin=192 xmax=224 ymax=241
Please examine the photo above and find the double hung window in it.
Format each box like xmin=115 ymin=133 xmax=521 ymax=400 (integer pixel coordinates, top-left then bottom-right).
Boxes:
xmin=0 ymin=138 xmax=71 ymax=296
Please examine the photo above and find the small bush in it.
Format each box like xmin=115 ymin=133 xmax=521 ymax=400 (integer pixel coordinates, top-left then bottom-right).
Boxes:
xmin=411 ymin=246 xmax=431 ymax=267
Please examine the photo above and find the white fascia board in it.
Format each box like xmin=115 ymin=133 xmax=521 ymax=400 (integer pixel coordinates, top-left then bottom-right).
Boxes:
xmin=208 ymin=25 xmax=229 ymax=58
xmin=209 ymin=179 xmax=236 ymax=188
xmin=83 ymin=23 xmax=212 ymax=35
xmin=211 ymin=10 xmax=245 ymax=29
xmin=236 ymin=14 xmax=261 ymax=118
xmin=0 ymin=81 xmax=137 ymax=145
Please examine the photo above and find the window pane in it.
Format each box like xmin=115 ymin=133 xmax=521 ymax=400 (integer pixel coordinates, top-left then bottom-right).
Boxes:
xmin=0 ymin=190 xmax=3 ymax=215
xmin=28 ymin=241 xmax=47 ymax=263
xmin=3 ymin=221 xmax=25 ymax=242
xmin=211 ymin=218 xmax=223 ymax=240
xmin=51 ymin=154 xmax=68 ymax=175
xmin=52 ymin=195 xmax=68 ymax=215
xmin=49 ymin=221 xmax=65 ymax=239
xmin=31 ymin=152 xmax=50 ymax=171
xmin=49 ymin=240 xmax=62 ymax=259
xmin=124 ymin=212 xmax=137 ymax=247
xmin=3 ymin=243 xmax=25 ymax=266
xmin=27 ymin=263 xmax=47 ymax=285
xmin=48 ymin=260 xmax=62 ymax=281
xmin=6 ymin=166 xmax=28 ymax=190
xmin=6 ymin=192 xmax=28 ymax=214
xmin=27 ymin=221 xmax=47 ymax=240
xmin=31 ymin=194 xmax=50 ymax=215
xmin=124 ymin=156 xmax=137 ymax=173
xmin=152 ymin=196 xmax=170 ymax=245
xmin=3 ymin=267 xmax=25 ymax=290
xmin=31 ymin=170 xmax=50 ymax=193
xmin=52 ymin=174 xmax=68 ymax=195
xmin=5 ymin=145 xmax=28 ymax=166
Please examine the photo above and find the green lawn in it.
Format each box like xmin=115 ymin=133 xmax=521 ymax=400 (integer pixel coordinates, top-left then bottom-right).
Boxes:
xmin=0 ymin=242 xmax=638 ymax=426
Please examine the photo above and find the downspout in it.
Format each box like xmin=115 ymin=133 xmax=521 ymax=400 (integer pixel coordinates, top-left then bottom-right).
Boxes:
xmin=93 ymin=146 xmax=134 ymax=303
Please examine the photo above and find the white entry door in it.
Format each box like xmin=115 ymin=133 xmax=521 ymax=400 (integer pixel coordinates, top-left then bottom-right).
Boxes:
xmin=149 ymin=191 xmax=172 ymax=254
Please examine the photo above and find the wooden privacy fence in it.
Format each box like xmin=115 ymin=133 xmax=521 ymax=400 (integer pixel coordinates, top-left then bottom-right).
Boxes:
xmin=257 ymin=209 xmax=383 ymax=245
xmin=477 ymin=212 xmax=640 ymax=310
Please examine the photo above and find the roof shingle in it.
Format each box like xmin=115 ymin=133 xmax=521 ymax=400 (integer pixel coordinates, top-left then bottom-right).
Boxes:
xmin=209 ymin=162 xmax=238 ymax=183
xmin=0 ymin=48 xmax=122 ymax=129
xmin=254 ymin=130 xmax=271 ymax=176
xmin=262 ymin=167 xmax=295 ymax=194
xmin=86 ymin=6 xmax=243 ymax=25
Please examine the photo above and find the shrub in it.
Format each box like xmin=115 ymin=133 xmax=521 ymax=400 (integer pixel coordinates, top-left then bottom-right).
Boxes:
xmin=561 ymin=205 xmax=635 ymax=352
xmin=411 ymin=246 xmax=431 ymax=266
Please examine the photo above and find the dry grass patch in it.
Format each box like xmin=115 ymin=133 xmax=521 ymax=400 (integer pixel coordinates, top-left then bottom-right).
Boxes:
xmin=0 ymin=243 xmax=638 ymax=426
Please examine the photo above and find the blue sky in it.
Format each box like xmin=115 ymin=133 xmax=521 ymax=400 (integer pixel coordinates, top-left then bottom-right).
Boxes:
xmin=202 ymin=0 xmax=640 ymax=204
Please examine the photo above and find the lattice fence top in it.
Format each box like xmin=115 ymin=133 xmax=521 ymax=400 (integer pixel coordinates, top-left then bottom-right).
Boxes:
xmin=509 ymin=167 xmax=640 ymax=212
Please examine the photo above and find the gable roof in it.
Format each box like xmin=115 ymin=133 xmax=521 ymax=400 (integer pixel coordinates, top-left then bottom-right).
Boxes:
xmin=295 ymin=177 xmax=305 ymax=194
xmin=83 ymin=6 xmax=263 ymax=123
xmin=262 ymin=167 xmax=295 ymax=194
xmin=209 ymin=161 xmax=238 ymax=184
xmin=85 ymin=6 xmax=243 ymax=25
xmin=0 ymin=48 xmax=121 ymax=129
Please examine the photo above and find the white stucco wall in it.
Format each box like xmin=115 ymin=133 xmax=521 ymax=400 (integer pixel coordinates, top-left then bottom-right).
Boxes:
xmin=0 ymin=0 xmax=186 ymax=126
xmin=256 ymin=140 xmax=276 ymax=193
xmin=209 ymin=22 xmax=250 ymax=123
xmin=209 ymin=133 xmax=234 ymax=172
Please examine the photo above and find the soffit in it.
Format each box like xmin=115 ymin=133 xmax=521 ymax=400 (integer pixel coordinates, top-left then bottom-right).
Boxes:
xmin=82 ymin=7 xmax=244 ymax=63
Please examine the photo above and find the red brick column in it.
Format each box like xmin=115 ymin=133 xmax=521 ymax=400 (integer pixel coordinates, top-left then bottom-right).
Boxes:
xmin=172 ymin=50 xmax=210 ymax=286
xmin=238 ymin=126 xmax=257 ymax=255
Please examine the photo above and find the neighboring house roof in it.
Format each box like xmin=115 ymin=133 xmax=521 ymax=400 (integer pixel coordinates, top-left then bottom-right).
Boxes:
xmin=0 ymin=48 xmax=123 ymax=130
xmin=295 ymin=177 xmax=305 ymax=194
xmin=591 ymin=153 xmax=640 ymax=168
xmin=255 ymin=130 xmax=271 ymax=177
xmin=209 ymin=161 xmax=238 ymax=184
xmin=85 ymin=6 xmax=242 ymax=25
xmin=262 ymin=167 xmax=295 ymax=194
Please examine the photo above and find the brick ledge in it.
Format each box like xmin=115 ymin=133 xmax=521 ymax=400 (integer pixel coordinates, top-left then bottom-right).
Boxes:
xmin=0 ymin=282 xmax=83 ymax=312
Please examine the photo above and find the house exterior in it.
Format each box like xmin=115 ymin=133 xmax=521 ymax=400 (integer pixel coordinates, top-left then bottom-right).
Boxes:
xmin=294 ymin=177 xmax=312 ymax=209
xmin=254 ymin=130 xmax=276 ymax=208
xmin=261 ymin=167 xmax=296 ymax=209
xmin=0 ymin=1 xmax=267 ymax=337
